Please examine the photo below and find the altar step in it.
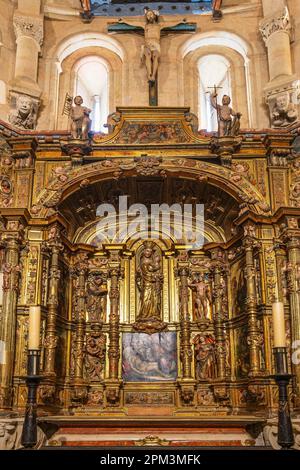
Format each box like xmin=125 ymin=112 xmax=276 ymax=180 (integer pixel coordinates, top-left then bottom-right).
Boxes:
xmin=39 ymin=416 xmax=267 ymax=448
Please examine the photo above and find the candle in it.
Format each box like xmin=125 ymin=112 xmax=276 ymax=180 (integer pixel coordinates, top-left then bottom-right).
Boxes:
xmin=28 ymin=306 xmax=41 ymax=350
xmin=272 ymin=301 xmax=286 ymax=348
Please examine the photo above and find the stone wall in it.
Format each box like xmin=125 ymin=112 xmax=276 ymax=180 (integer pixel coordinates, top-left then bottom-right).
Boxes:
xmin=0 ymin=0 xmax=299 ymax=131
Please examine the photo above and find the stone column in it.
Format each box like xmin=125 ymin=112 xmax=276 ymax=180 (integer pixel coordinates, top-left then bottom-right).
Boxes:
xmin=243 ymin=224 xmax=263 ymax=377
xmin=43 ymin=227 xmax=63 ymax=377
xmin=9 ymin=1 xmax=44 ymax=129
xmin=260 ymin=1 xmax=292 ymax=81
xmin=106 ymin=245 xmax=124 ymax=406
xmin=0 ymin=216 xmax=25 ymax=409
xmin=260 ymin=1 xmax=299 ymax=127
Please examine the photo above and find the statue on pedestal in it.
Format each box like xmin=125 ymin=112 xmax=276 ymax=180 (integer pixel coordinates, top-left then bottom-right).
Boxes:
xmin=211 ymin=92 xmax=241 ymax=137
xmin=70 ymin=96 xmax=92 ymax=140
xmin=189 ymin=273 xmax=211 ymax=320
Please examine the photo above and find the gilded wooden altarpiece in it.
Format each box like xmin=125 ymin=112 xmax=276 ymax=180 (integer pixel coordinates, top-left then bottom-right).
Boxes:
xmin=0 ymin=107 xmax=300 ymax=429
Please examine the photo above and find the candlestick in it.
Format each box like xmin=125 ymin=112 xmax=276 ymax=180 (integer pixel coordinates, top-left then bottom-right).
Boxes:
xmin=272 ymin=348 xmax=294 ymax=449
xmin=21 ymin=350 xmax=42 ymax=448
xmin=272 ymin=301 xmax=286 ymax=348
xmin=28 ymin=306 xmax=41 ymax=350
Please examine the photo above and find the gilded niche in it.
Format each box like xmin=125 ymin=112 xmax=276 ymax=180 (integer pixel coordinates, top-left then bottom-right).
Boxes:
xmin=133 ymin=241 xmax=166 ymax=334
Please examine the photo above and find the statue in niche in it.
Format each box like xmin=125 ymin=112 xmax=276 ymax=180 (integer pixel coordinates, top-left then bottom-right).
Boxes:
xmin=210 ymin=92 xmax=241 ymax=137
xmin=85 ymin=326 xmax=106 ymax=381
xmin=9 ymin=94 xmax=37 ymax=130
xmin=134 ymin=241 xmax=166 ymax=333
xmin=232 ymin=268 xmax=247 ymax=316
xmin=271 ymin=92 xmax=298 ymax=127
xmin=70 ymin=95 xmax=92 ymax=140
xmin=193 ymin=334 xmax=217 ymax=380
xmin=87 ymin=272 xmax=108 ymax=323
xmin=188 ymin=273 xmax=212 ymax=320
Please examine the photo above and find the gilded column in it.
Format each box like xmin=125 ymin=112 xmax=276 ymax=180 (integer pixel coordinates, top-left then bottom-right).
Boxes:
xmin=43 ymin=226 xmax=63 ymax=377
xmin=71 ymin=253 xmax=88 ymax=403
xmin=74 ymin=262 xmax=86 ymax=381
xmin=106 ymin=246 xmax=124 ymax=406
xmin=281 ymin=222 xmax=300 ymax=406
xmin=177 ymin=266 xmax=192 ymax=380
xmin=175 ymin=247 xmax=195 ymax=406
xmin=243 ymin=224 xmax=263 ymax=377
xmin=211 ymin=253 xmax=227 ymax=380
xmin=0 ymin=217 xmax=25 ymax=409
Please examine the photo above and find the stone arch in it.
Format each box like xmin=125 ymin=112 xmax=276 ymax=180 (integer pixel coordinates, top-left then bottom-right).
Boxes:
xmin=44 ymin=32 xmax=125 ymax=129
xmin=180 ymin=31 xmax=255 ymax=128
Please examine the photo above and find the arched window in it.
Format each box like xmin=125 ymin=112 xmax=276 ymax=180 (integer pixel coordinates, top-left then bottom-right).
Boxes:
xmin=198 ymin=54 xmax=232 ymax=132
xmin=74 ymin=56 xmax=109 ymax=133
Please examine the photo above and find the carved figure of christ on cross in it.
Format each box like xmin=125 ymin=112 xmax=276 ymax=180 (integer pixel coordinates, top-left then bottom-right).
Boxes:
xmin=108 ymin=8 xmax=196 ymax=105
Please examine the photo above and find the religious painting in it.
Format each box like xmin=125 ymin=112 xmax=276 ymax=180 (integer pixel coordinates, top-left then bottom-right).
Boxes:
xmin=114 ymin=121 xmax=189 ymax=145
xmin=231 ymin=259 xmax=246 ymax=317
xmin=235 ymin=325 xmax=250 ymax=378
xmin=122 ymin=332 xmax=177 ymax=382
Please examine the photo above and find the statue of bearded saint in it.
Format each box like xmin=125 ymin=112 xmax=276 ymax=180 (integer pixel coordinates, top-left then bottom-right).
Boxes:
xmin=136 ymin=241 xmax=163 ymax=321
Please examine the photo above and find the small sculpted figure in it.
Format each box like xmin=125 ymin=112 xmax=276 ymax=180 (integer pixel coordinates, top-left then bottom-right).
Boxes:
xmin=70 ymin=95 xmax=92 ymax=140
xmin=211 ymin=93 xmax=241 ymax=137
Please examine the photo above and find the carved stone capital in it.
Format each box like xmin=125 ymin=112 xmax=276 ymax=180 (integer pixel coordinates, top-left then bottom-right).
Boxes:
xmin=13 ymin=14 xmax=44 ymax=47
xmin=263 ymin=80 xmax=300 ymax=129
xmin=259 ymin=7 xmax=292 ymax=45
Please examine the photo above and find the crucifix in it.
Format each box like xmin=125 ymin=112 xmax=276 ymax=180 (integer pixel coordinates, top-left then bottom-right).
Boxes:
xmin=108 ymin=8 xmax=196 ymax=106
xmin=212 ymin=0 xmax=223 ymax=20
xmin=80 ymin=0 xmax=93 ymax=21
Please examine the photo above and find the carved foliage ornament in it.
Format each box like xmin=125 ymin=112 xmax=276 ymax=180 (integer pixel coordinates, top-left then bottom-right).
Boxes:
xmin=13 ymin=14 xmax=44 ymax=47
xmin=259 ymin=7 xmax=291 ymax=44
xmin=290 ymin=159 xmax=300 ymax=208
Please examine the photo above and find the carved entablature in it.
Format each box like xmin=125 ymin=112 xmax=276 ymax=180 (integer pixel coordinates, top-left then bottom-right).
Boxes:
xmin=93 ymin=107 xmax=208 ymax=150
xmin=13 ymin=14 xmax=44 ymax=47
xmin=259 ymin=7 xmax=292 ymax=45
